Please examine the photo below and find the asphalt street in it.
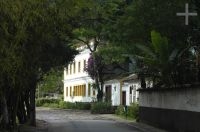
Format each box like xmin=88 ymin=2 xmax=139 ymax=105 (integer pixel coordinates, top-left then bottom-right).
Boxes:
xmin=36 ymin=108 xmax=142 ymax=132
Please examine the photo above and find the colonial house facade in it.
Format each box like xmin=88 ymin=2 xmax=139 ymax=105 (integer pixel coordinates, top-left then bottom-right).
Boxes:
xmin=63 ymin=46 xmax=142 ymax=106
xmin=63 ymin=47 xmax=97 ymax=102
xmin=103 ymin=74 xmax=140 ymax=106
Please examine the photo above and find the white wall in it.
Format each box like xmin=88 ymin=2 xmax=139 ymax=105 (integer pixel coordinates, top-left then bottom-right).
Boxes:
xmin=122 ymin=82 xmax=140 ymax=106
xmin=104 ymin=80 xmax=121 ymax=106
xmin=63 ymin=48 xmax=96 ymax=103
xmin=64 ymin=48 xmax=91 ymax=80
xmin=63 ymin=77 xmax=95 ymax=102
xmin=139 ymin=88 xmax=200 ymax=112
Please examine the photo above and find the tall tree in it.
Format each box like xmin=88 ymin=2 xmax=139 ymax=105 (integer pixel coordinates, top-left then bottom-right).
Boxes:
xmin=107 ymin=0 xmax=198 ymax=87
xmin=0 ymin=0 xmax=77 ymax=131
xmin=72 ymin=0 xmax=123 ymax=101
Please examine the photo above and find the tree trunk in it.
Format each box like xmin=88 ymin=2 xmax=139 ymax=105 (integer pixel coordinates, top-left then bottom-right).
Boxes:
xmin=17 ymin=94 xmax=27 ymax=124
xmin=25 ymin=91 xmax=30 ymax=119
xmin=1 ymin=94 xmax=9 ymax=129
xmin=29 ymin=83 xmax=36 ymax=126
xmin=196 ymin=53 xmax=200 ymax=82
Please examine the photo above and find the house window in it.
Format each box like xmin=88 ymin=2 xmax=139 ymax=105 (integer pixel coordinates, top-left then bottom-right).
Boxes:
xmin=81 ymin=85 xmax=83 ymax=96
xmin=88 ymin=83 xmax=91 ymax=97
xmin=78 ymin=61 xmax=81 ymax=73
xmin=66 ymin=87 xmax=68 ymax=97
xmin=73 ymin=62 xmax=76 ymax=74
xmin=74 ymin=86 xmax=77 ymax=96
xmin=83 ymin=60 xmax=86 ymax=71
xmin=70 ymin=86 xmax=72 ymax=96
xmin=83 ymin=84 xmax=86 ymax=96
xmin=130 ymin=86 xmax=133 ymax=94
xmin=72 ymin=84 xmax=87 ymax=96
xmin=133 ymin=85 xmax=136 ymax=95
xmin=78 ymin=85 xmax=80 ymax=96
xmin=93 ymin=90 xmax=95 ymax=96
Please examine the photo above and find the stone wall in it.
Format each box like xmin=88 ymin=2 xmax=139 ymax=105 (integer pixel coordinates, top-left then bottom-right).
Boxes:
xmin=139 ymin=87 xmax=200 ymax=132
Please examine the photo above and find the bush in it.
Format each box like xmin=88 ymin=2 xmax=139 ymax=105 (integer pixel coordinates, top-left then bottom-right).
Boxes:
xmin=127 ymin=103 xmax=139 ymax=120
xmin=36 ymin=99 xmax=91 ymax=110
xmin=58 ymin=101 xmax=75 ymax=109
xmin=36 ymin=98 xmax=60 ymax=107
xmin=115 ymin=105 xmax=125 ymax=116
xmin=115 ymin=103 xmax=139 ymax=120
xmin=91 ymin=102 xmax=115 ymax=114
xmin=48 ymin=103 xmax=59 ymax=108
xmin=75 ymin=102 xmax=91 ymax=110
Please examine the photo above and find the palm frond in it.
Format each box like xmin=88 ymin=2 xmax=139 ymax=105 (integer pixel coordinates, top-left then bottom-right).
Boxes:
xmin=135 ymin=44 xmax=156 ymax=59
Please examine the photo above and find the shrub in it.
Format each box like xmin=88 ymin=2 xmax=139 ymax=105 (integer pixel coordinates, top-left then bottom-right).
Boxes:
xmin=115 ymin=103 xmax=139 ymax=120
xmin=59 ymin=101 xmax=75 ymax=109
xmin=91 ymin=102 xmax=115 ymax=114
xmin=48 ymin=103 xmax=59 ymax=108
xmin=42 ymin=103 xmax=50 ymax=107
xmin=36 ymin=98 xmax=91 ymax=110
xmin=58 ymin=101 xmax=68 ymax=109
xmin=58 ymin=101 xmax=91 ymax=110
xmin=36 ymin=98 xmax=60 ymax=107
xmin=75 ymin=102 xmax=91 ymax=110
xmin=115 ymin=105 xmax=125 ymax=116
xmin=127 ymin=103 xmax=139 ymax=120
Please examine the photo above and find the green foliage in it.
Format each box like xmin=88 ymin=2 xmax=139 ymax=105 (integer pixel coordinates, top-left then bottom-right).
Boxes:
xmin=36 ymin=99 xmax=91 ymax=110
xmin=36 ymin=98 xmax=60 ymax=107
xmin=91 ymin=102 xmax=115 ymax=114
xmin=58 ymin=101 xmax=75 ymax=109
xmin=135 ymin=31 xmax=196 ymax=87
xmin=38 ymin=68 xmax=63 ymax=94
xmin=106 ymin=0 xmax=199 ymax=88
xmin=127 ymin=103 xmax=139 ymax=120
xmin=0 ymin=0 xmax=78 ymax=129
xmin=115 ymin=105 xmax=125 ymax=116
xmin=115 ymin=103 xmax=139 ymax=120
xmin=97 ymin=45 xmax=127 ymax=64
xmin=75 ymin=102 xmax=91 ymax=110
xmin=72 ymin=0 xmax=124 ymax=102
xmin=43 ymin=103 xmax=59 ymax=108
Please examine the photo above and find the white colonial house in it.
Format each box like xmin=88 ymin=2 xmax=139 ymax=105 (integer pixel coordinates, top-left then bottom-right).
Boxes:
xmin=103 ymin=74 xmax=140 ymax=106
xmin=63 ymin=46 xmax=97 ymax=102
xmin=63 ymin=46 xmax=144 ymax=106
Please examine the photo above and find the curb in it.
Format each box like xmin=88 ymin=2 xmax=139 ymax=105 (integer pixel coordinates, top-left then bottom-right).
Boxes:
xmin=100 ymin=114 xmax=167 ymax=132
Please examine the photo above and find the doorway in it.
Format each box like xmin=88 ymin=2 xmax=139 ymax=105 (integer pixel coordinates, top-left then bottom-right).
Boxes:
xmin=105 ymin=85 xmax=112 ymax=101
xmin=122 ymin=91 xmax=126 ymax=106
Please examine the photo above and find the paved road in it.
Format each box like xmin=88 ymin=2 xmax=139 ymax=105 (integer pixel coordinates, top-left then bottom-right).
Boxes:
xmin=36 ymin=108 xmax=142 ymax=132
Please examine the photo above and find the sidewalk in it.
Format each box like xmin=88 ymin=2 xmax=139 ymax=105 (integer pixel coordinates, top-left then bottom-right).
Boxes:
xmin=19 ymin=120 xmax=48 ymax=132
xmin=100 ymin=114 xmax=167 ymax=132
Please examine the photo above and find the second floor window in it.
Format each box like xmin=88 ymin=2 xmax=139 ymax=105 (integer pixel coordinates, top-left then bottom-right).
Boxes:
xmin=78 ymin=61 xmax=81 ymax=73
xmin=73 ymin=62 xmax=76 ymax=74
xmin=83 ymin=60 xmax=86 ymax=71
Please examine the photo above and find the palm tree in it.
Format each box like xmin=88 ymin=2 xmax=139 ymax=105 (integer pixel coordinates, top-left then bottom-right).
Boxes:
xmin=135 ymin=31 xmax=189 ymax=88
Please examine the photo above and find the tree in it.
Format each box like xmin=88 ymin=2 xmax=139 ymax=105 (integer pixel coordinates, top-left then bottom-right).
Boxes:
xmin=72 ymin=0 xmax=124 ymax=101
xmin=135 ymin=31 xmax=195 ymax=88
xmin=0 ymin=0 xmax=77 ymax=131
xmin=107 ymin=0 xmax=198 ymax=87
xmin=38 ymin=68 xmax=64 ymax=96
xmin=84 ymin=54 xmax=105 ymax=101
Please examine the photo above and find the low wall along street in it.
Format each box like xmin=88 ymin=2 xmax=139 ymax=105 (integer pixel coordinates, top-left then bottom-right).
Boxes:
xmin=139 ymin=86 xmax=200 ymax=132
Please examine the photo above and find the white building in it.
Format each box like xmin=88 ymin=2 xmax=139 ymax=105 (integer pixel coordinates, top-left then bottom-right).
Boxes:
xmin=103 ymin=74 xmax=140 ymax=106
xmin=63 ymin=47 xmax=97 ymax=102
xmin=121 ymin=74 xmax=140 ymax=106
xmin=63 ymin=46 xmax=143 ymax=105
